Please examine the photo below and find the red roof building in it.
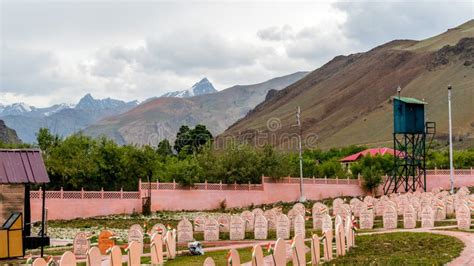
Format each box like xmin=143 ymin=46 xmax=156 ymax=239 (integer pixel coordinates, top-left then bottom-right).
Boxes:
xmin=340 ymin=147 xmax=402 ymax=163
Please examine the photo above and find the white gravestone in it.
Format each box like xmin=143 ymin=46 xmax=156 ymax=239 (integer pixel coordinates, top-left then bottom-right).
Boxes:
xmin=204 ymin=218 xmax=220 ymax=241
xmin=177 ymin=218 xmax=193 ymax=243
xmin=254 ymin=214 xmax=268 ymax=240
xmin=229 ymin=215 xmax=245 ymax=241
xmin=276 ymin=214 xmax=290 ymax=240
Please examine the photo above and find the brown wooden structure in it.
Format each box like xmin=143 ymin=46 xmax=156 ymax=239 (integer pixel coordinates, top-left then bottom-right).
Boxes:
xmin=0 ymin=149 xmax=50 ymax=258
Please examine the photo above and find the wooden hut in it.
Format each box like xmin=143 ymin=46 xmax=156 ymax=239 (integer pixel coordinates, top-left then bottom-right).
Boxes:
xmin=0 ymin=149 xmax=50 ymax=259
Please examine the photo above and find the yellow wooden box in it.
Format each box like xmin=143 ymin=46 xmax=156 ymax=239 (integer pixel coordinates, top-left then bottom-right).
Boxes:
xmin=0 ymin=213 xmax=23 ymax=259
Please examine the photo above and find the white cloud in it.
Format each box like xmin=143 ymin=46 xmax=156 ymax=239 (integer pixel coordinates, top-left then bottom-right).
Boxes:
xmin=0 ymin=0 xmax=471 ymax=107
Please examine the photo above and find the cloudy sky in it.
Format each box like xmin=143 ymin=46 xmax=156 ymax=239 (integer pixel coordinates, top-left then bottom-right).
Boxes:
xmin=1 ymin=0 xmax=472 ymax=107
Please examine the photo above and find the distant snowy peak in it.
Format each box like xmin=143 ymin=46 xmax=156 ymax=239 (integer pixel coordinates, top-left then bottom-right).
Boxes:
xmin=76 ymin=93 xmax=138 ymax=110
xmin=0 ymin=102 xmax=33 ymax=115
xmin=161 ymin=78 xmax=217 ymax=98
xmin=0 ymin=94 xmax=138 ymax=117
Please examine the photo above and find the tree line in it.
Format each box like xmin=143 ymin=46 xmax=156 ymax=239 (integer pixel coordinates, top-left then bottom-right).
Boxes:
xmin=0 ymin=125 xmax=473 ymax=191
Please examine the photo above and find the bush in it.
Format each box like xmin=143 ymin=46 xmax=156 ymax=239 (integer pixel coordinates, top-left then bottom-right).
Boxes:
xmin=361 ymin=166 xmax=383 ymax=195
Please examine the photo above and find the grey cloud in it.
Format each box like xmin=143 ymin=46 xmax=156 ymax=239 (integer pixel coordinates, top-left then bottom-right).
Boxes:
xmin=91 ymin=32 xmax=274 ymax=77
xmin=257 ymin=25 xmax=295 ymax=41
xmin=0 ymin=47 xmax=67 ymax=94
xmin=333 ymin=0 xmax=474 ymax=49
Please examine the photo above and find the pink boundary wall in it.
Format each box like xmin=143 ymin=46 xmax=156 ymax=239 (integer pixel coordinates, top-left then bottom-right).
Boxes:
xmin=30 ymin=169 xmax=474 ymax=221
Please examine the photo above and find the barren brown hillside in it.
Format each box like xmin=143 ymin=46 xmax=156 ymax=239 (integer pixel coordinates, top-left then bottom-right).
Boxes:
xmin=222 ymin=20 xmax=474 ymax=150
xmin=84 ymin=72 xmax=307 ymax=145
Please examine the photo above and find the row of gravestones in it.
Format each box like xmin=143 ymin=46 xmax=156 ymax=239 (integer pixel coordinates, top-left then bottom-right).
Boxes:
xmin=203 ymin=212 xmax=357 ymax=266
xmin=177 ymin=203 xmax=308 ymax=243
xmin=72 ymin=223 xmax=169 ymax=257
xmin=38 ymin=230 xmax=176 ymax=266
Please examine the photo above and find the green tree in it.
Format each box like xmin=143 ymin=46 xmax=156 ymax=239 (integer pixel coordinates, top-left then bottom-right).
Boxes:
xmin=157 ymin=139 xmax=173 ymax=157
xmin=361 ymin=166 xmax=383 ymax=195
xmin=36 ymin=127 xmax=60 ymax=153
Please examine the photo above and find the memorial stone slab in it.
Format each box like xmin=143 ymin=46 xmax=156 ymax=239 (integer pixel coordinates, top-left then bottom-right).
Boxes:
xmin=241 ymin=210 xmax=254 ymax=232
xmin=252 ymin=208 xmax=264 ymax=217
xmin=383 ymin=205 xmax=398 ymax=229
xmin=177 ymin=218 xmax=194 ymax=243
xmin=273 ymin=238 xmax=286 ymax=266
xmin=229 ymin=215 xmax=245 ymax=241
xmin=73 ymin=232 xmax=90 ymax=256
xmin=217 ymin=214 xmax=231 ymax=232
xmin=456 ymin=204 xmax=471 ymax=230
xmin=403 ymin=204 xmax=417 ymax=229
xmin=263 ymin=209 xmax=277 ymax=230
xmin=294 ymin=214 xmax=306 ymax=238
xmin=251 ymin=244 xmax=264 ymax=266
xmin=321 ymin=214 xmax=332 ymax=233
xmin=276 ymin=214 xmax=290 ymax=240
xmin=312 ymin=203 xmax=328 ymax=230
xmin=86 ymin=247 xmax=101 ymax=266
xmin=204 ymin=218 xmax=220 ymax=241
xmin=359 ymin=206 xmax=374 ymax=230
xmin=130 ymin=224 xmax=144 ymax=235
xmin=194 ymin=216 xmax=206 ymax=232
xmin=421 ymin=206 xmax=435 ymax=228
xmin=291 ymin=234 xmax=306 ymax=266
xmin=254 ymin=214 xmax=268 ymax=240
xmin=59 ymin=251 xmax=76 ymax=266
xmin=293 ymin=203 xmax=306 ymax=217
xmin=311 ymin=234 xmax=321 ymax=265
xmin=203 ymin=257 xmax=215 ymax=266
xmin=151 ymin=223 xmax=167 ymax=236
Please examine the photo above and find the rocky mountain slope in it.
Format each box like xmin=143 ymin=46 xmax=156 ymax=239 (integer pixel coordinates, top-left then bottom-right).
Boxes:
xmin=84 ymin=72 xmax=307 ymax=145
xmin=0 ymin=94 xmax=138 ymax=143
xmin=0 ymin=120 xmax=21 ymax=144
xmin=222 ymin=20 xmax=474 ymax=150
xmin=161 ymin=78 xmax=217 ymax=98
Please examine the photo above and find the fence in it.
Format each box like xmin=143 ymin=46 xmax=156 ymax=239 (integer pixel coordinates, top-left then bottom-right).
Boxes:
xmin=30 ymin=188 xmax=140 ymax=200
xmin=29 ymin=169 xmax=474 ymax=220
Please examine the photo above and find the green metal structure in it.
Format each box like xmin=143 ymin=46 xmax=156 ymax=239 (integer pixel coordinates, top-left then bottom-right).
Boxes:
xmin=384 ymin=97 xmax=436 ymax=194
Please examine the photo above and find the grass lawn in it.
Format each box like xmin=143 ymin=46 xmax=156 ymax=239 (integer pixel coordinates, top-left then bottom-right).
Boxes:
xmin=141 ymin=247 xmax=253 ymax=265
xmin=325 ymin=232 xmax=464 ymax=265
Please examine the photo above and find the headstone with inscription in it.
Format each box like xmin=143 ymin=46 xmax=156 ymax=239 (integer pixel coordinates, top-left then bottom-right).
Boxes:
xmin=456 ymin=204 xmax=471 ymax=230
xmin=403 ymin=204 xmax=417 ymax=229
xmin=128 ymin=228 xmax=144 ymax=253
xmin=177 ymin=218 xmax=193 ymax=243
xmin=73 ymin=232 xmax=90 ymax=256
xmin=276 ymin=214 xmax=290 ymax=240
xmin=294 ymin=214 xmax=306 ymax=238
xmin=229 ymin=215 xmax=245 ymax=240
xmin=264 ymin=209 xmax=277 ymax=230
xmin=421 ymin=206 xmax=435 ymax=228
xmin=312 ymin=203 xmax=328 ymax=230
xmin=383 ymin=205 xmax=398 ymax=229
xmin=217 ymin=214 xmax=230 ymax=232
xmin=194 ymin=215 xmax=206 ymax=232
xmin=321 ymin=214 xmax=333 ymax=233
xmin=359 ymin=205 xmax=374 ymax=230
xmin=254 ymin=214 xmax=268 ymax=240
xmin=204 ymin=218 xmax=219 ymax=241
xmin=241 ymin=210 xmax=254 ymax=232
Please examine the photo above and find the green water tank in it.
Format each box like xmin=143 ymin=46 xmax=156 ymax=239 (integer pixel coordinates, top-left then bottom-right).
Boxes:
xmin=393 ymin=97 xmax=426 ymax=134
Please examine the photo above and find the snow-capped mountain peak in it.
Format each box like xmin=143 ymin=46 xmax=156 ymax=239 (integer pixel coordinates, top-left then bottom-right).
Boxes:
xmin=161 ymin=77 xmax=217 ymax=98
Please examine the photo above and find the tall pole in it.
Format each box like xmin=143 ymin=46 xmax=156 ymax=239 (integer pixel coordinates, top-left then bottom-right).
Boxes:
xmin=448 ymin=85 xmax=454 ymax=194
xmin=296 ymin=106 xmax=305 ymax=202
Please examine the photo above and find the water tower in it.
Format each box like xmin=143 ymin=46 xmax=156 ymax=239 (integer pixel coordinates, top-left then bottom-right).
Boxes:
xmin=383 ymin=94 xmax=436 ymax=194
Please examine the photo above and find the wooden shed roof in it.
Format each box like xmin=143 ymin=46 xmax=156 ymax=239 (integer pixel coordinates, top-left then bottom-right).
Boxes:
xmin=0 ymin=149 xmax=50 ymax=184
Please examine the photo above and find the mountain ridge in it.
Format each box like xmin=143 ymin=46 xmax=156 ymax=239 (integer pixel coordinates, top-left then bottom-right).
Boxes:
xmin=222 ymin=20 xmax=474 ymax=150
xmin=84 ymin=71 xmax=308 ymax=145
